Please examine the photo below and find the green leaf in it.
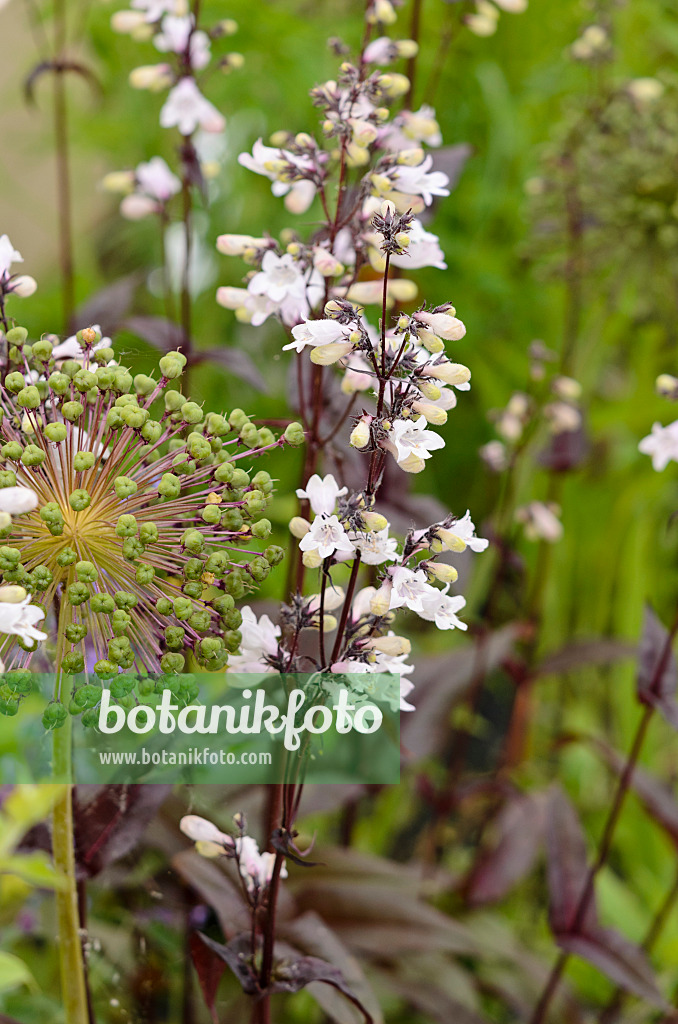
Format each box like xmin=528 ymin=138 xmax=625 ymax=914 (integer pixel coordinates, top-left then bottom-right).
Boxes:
xmin=0 ymin=952 xmax=37 ymax=994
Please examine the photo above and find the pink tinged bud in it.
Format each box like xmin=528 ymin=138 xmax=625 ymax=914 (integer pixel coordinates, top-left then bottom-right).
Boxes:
xmin=129 ymin=63 xmax=173 ymax=91
xmin=349 ymin=118 xmax=378 ymax=147
xmin=216 ymin=286 xmax=249 ymax=310
xmin=367 ymin=635 xmax=411 ymax=656
xmin=10 ymin=276 xmax=37 ymax=298
xmin=120 ymin=194 xmax=159 ymax=220
xmin=111 ymin=10 xmax=147 ymax=33
xmin=216 ymin=234 xmax=267 ymax=256
xmin=180 ymin=815 xmax=233 ymax=849
xmin=427 ymin=361 xmax=471 ymax=386
xmin=312 ymin=248 xmax=344 ymax=277
xmin=370 ymin=581 xmax=392 ymax=616
xmin=310 ymin=342 xmax=355 ymax=365
xmin=289 ymin=516 xmax=311 ymax=538
xmin=411 ymin=401 xmax=447 ymax=425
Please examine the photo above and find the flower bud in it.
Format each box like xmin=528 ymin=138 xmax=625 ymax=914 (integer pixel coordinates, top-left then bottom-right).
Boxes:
xmin=310 ymin=342 xmax=354 ymax=365
xmin=324 ymin=299 xmax=343 ymax=317
xmin=415 ymin=310 xmax=466 ymax=341
xmin=111 ymin=9 xmax=148 ymax=32
xmin=120 ymin=194 xmax=158 ymax=220
xmin=10 ymin=276 xmax=37 ymax=298
xmin=417 ymin=380 xmax=441 ymax=401
xmin=129 ymin=63 xmax=173 ymax=91
xmin=0 ymin=585 xmax=27 ymax=603
xmin=350 ymin=417 xmax=371 ymax=449
xmin=395 ymin=39 xmax=419 ymax=58
xmin=367 ymin=635 xmax=411 ymax=656
xmin=302 ymin=549 xmax=323 ymax=569
xmin=312 ymin=248 xmax=344 ymax=277
xmin=396 ymin=147 xmax=425 ymax=166
xmin=368 ymin=0 xmax=397 ymax=24
xmin=411 ymin=401 xmax=447 ymax=425
xmin=434 ymin=528 xmax=467 ymax=553
xmin=426 ymin=562 xmax=459 ymax=584
xmin=657 ymin=374 xmax=678 ymax=399
xmin=370 ymin=581 xmax=392 ymax=616
xmin=378 ymin=72 xmax=410 ymax=98
xmin=427 ymin=361 xmax=471 ymax=386
xmin=397 ymin=452 xmax=426 ymax=473
xmin=216 ymin=234 xmax=267 ymax=256
xmin=349 ymin=119 xmax=378 ymax=148
xmin=418 ymin=328 xmax=444 ymax=354
xmin=289 ymin=516 xmax=311 ymax=538
xmin=361 ymin=511 xmax=388 ymax=532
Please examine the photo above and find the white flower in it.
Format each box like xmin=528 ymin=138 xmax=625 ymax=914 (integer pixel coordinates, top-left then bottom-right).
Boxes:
xmin=249 ymin=251 xmax=307 ymax=306
xmin=228 ymin=606 xmax=280 ymax=672
xmin=389 ymin=155 xmax=450 ymax=205
xmin=350 ymin=527 xmax=398 ymax=565
xmin=236 ymin=835 xmax=288 ymax=893
xmin=160 ymin=78 xmax=225 ymax=136
xmin=299 ymin=515 xmax=355 ymax=560
xmin=136 ymin=156 xmax=181 ymax=200
xmin=154 ymin=15 xmax=210 ymax=69
xmin=639 ymin=421 xmax=678 ymax=471
xmin=0 ymin=597 xmax=47 ymax=644
xmin=180 ymin=815 xmax=234 ymax=848
xmin=516 ymin=502 xmax=563 ymax=543
xmin=284 ymin=318 xmax=351 ymax=354
xmin=388 ymin=566 xmax=438 ymax=614
xmin=419 ymin=590 xmax=467 ymax=630
xmin=388 ymin=416 xmax=445 ymax=465
xmin=0 ymin=234 xmax=22 ymax=278
xmin=446 ymin=511 xmax=489 ymax=553
xmin=414 ymin=309 xmax=466 ymax=341
xmin=0 ymin=486 xmax=38 ymax=515
xmin=383 ymin=105 xmax=442 ymax=151
xmin=131 ymin=0 xmax=187 ymax=22
xmin=296 ymin=473 xmax=347 ymax=516
xmin=238 ymin=138 xmax=317 ymax=213
xmin=391 ymin=220 xmax=446 ymax=270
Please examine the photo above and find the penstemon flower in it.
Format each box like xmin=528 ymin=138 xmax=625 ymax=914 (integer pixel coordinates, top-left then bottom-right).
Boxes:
xmin=0 ymin=317 xmax=302 ymax=697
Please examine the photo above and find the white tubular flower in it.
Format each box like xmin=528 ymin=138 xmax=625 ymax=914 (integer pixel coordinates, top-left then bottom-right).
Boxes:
xmin=639 ymin=421 xmax=678 ymax=471
xmin=387 ymin=416 xmax=445 ymax=465
xmin=414 ymin=309 xmax=466 ymax=340
xmin=435 ymin=511 xmax=489 ymax=553
xmin=131 ymin=0 xmax=188 ymax=21
xmin=284 ymin=318 xmax=351 ymax=354
xmin=216 ymin=234 xmax=267 ymax=256
xmin=296 ymin=473 xmax=347 ymax=516
xmin=215 ymin=286 xmax=277 ymax=326
xmin=419 ymin=590 xmax=468 ymax=630
xmin=388 ymin=155 xmax=450 ymax=205
xmin=0 ymin=486 xmax=38 ymax=515
xmin=160 ymin=78 xmax=225 ymax=135
xmin=391 ymin=220 xmax=446 ymax=270
xmin=154 ymin=15 xmax=211 ymax=69
xmin=543 ymin=401 xmax=581 ymax=434
xmin=388 ymin=565 xmax=438 ymax=614
xmin=228 ymin=606 xmax=281 ymax=673
xmin=120 ymin=194 xmax=159 ymax=219
xmin=298 ymin=515 xmax=355 ymax=560
xmin=0 ymin=234 xmax=22 ymax=278
xmin=426 ymin=361 xmax=471 ymax=388
xmin=516 ymin=502 xmax=563 ymax=543
xmin=180 ymin=815 xmax=234 ymax=849
xmin=0 ymin=597 xmax=47 ymax=644
xmin=129 ymin=63 xmax=174 ymax=90
xmin=310 ymin=341 xmax=355 ymax=365
xmin=238 ymin=139 xmax=317 ymax=213
xmin=248 ymin=251 xmax=307 ymax=305
xmin=312 ymin=247 xmax=344 ymax=277
xmin=136 ymin=156 xmax=181 ymax=200
xmin=367 ymin=634 xmax=411 ymax=656
xmin=236 ymin=835 xmax=288 ymax=894
xmin=349 ymin=527 xmax=398 ymax=565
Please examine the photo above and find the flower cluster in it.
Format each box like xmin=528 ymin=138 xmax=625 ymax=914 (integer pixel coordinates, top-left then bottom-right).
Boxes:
xmin=180 ymin=813 xmax=287 ymax=901
xmin=640 ymin=373 xmax=678 ymax=471
xmin=0 ymin=299 xmax=304 ymax=719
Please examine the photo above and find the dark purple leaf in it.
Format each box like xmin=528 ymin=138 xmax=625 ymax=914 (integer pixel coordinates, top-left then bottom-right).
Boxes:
xmin=192 ymin=347 xmax=268 ymax=393
xmin=466 ymin=790 xmax=548 ymax=905
xmin=537 ymin=425 xmax=588 ymax=473
xmin=190 ymin=932 xmax=227 ymax=1024
xmin=268 ymin=956 xmax=374 ymax=1023
xmin=70 ymin=274 xmax=142 ymax=338
xmin=559 ymin=927 xmax=666 ymax=1007
xmin=172 ymin=849 xmax=251 ymax=940
xmin=637 ymin=607 xmax=678 ymax=728
xmin=198 ymin=933 xmax=259 ymax=995
xmin=125 ymin=315 xmax=187 ymax=353
xmin=594 ymin=741 xmax=678 ymax=848
xmin=73 ymin=784 xmax=171 ymax=878
xmin=537 ymin=639 xmax=636 ymax=678
xmin=545 ymin=787 xmax=597 ymax=936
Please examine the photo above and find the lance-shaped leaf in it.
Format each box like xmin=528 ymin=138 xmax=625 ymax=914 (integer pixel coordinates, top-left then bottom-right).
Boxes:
xmin=466 ymin=790 xmax=548 ymax=905
xmin=190 ymin=933 xmax=226 ymax=1024
xmin=198 ymin=934 xmax=259 ymax=995
xmin=558 ymin=928 xmax=667 ymax=1008
xmin=268 ymin=956 xmax=375 ymax=1023
xmin=636 ymin=606 xmax=678 ymax=728
xmin=594 ymin=740 xmax=678 ymax=848
xmin=73 ymin=784 xmax=172 ymax=878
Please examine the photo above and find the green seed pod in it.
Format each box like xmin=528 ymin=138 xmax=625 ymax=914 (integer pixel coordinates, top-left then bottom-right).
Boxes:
xmin=94 ymin=346 xmax=115 ymax=364
xmin=42 ymin=703 xmax=68 ymax=730
xmin=214 ymin=462 xmax=234 ymax=483
xmin=45 ymin=423 xmax=68 ymax=443
xmin=264 ymin=545 xmax=285 ymax=566
xmin=0 ymin=546 xmax=21 ymax=570
xmin=93 ymin=660 xmax=116 ymax=679
xmin=134 ymin=374 xmax=156 ymax=396
xmin=4 ymin=372 xmax=25 ymax=393
xmin=221 ymin=509 xmax=244 ymax=531
xmin=159 ymin=352 xmax=187 ymax=380
xmin=122 ymin=537 xmax=145 ymax=561
xmin=122 ymin=405 xmax=149 ymax=429
xmin=222 ymin=607 xmax=242 ymax=630
xmin=183 ymin=558 xmax=204 ymax=581
xmin=205 ymin=551 xmax=229 ymax=575
xmin=240 ymin=423 xmax=259 ymax=446
xmin=136 ymin=565 xmax=155 ymax=585
xmin=56 ymin=547 xmax=77 ymax=567
xmin=91 ymin=592 xmax=116 ymax=614
xmin=114 ymin=476 xmax=137 ymax=499
xmin=76 ymin=560 xmax=98 ymax=583
xmin=21 ymin=444 xmax=46 ymax=467
xmin=65 ymin=623 xmax=88 ymax=644
xmin=95 ymin=366 xmax=116 ymax=390
xmin=158 ymin=473 xmax=180 ymax=498
xmin=74 ymin=451 xmax=95 ymax=472
xmin=161 ymin=652 xmax=185 ymax=673
xmin=115 ymin=514 xmax=138 ymax=538
xmin=205 ymin=413 xmax=229 ymax=436
xmin=141 ymin=420 xmax=162 ymax=444
xmin=200 ymin=637 xmax=223 ymax=661
xmin=187 ymin=433 xmax=212 ymax=461
xmin=252 ymin=470 xmax=274 ymax=494
xmin=139 ymin=522 xmax=159 ymax=544
xmin=284 ymin=421 xmax=305 ymax=445
xmin=112 ymin=368 xmax=133 ymax=394
xmin=0 ymin=470 xmax=16 ymax=487
xmin=48 ymin=371 xmax=70 ymax=395
xmin=1 ymin=441 xmax=22 ymax=461
xmin=181 ymin=529 xmax=204 ymax=554
xmin=245 ymin=491 xmax=266 ymax=514
xmin=248 ymin=556 xmax=270 ymax=581
xmin=252 ymin=518 xmax=272 ymax=539
xmin=111 ymin=610 xmax=131 ymax=636
xmin=110 ymin=675 xmax=136 ymax=699
xmin=173 ymin=597 xmax=194 ymax=620
xmin=201 ymin=504 xmax=221 ymax=525
xmin=17 ymin=385 xmax=40 ymax=409
xmin=229 ymin=408 xmax=248 ymax=430
xmin=212 ymin=594 xmax=234 ymax=616
xmin=257 ymin=427 xmax=275 ymax=447
xmin=223 ymin=570 xmax=246 ymax=599
xmin=165 ymin=626 xmax=185 ymax=649
xmin=69 ymin=489 xmax=91 ymax=511
xmin=108 ymin=636 xmax=131 ymax=664
xmin=156 ymin=597 xmax=173 ymax=616
xmin=62 ymin=651 xmax=85 ymax=674
xmin=62 ymin=401 xmax=84 ymax=422
xmin=114 ymin=591 xmax=138 ymax=610
xmin=61 ymin=359 xmax=81 ymax=379
xmin=165 ymin=390 xmax=186 ymax=412
xmin=182 ymin=580 xmax=203 ymax=599
xmin=81 ymin=708 xmax=100 ymax=728
xmin=172 ymin=453 xmax=196 ymax=475
xmin=31 ymin=565 xmax=53 ymax=590
xmin=224 ymin=629 xmax=243 ymax=653
xmin=73 ymin=369 xmax=98 ymax=394
xmin=67 ymin=582 xmax=90 ymax=606
xmin=31 ymin=338 xmax=53 ymax=362
xmin=6 ymin=326 xmax=28 ymax=346
xmin=189 ymin=609 xmax=211 ymax=632
xmin=106 ymin=408 xmax=124 ymax=430
xmin=231 ymin=468 xmax=250 ymax=488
